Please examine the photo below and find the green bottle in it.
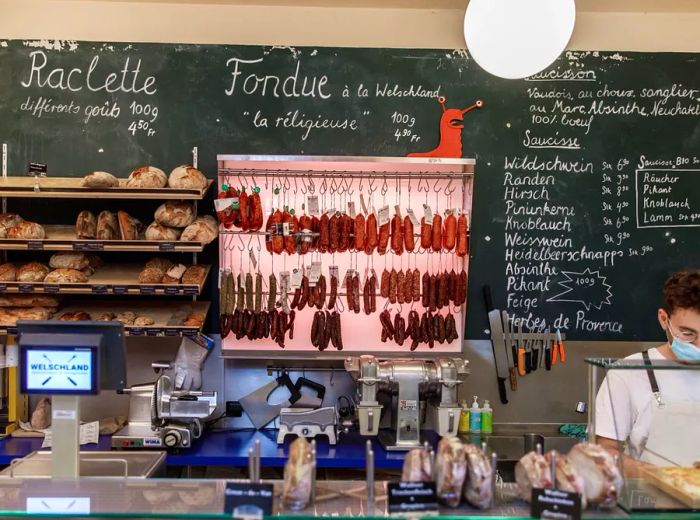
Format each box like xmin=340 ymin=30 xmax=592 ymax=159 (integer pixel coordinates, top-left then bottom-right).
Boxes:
xmin=481 ymin=399 xmax=493 ymax=434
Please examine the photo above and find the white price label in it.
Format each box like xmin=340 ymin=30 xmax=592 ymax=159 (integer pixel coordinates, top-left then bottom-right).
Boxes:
xmin=394 ymin=205 xmax=402 ymax=219
xmin=309 ymin=261 xmax=322 ymax=286
xmin=282 ymin=222 xmax=290 ymax=236
xmin=214 ymin=197 xmax=237 ymax=212
xmin=423 ymin=204 xmax=434 ymax=225
xmin=290 ymin=268 xmax=303 ymax=289
xmin=348 ymin=201 xmax=356 ymax=218
xmin=378 ymin=205 xmax=390 ymax=226
xmin=327 ymin=207 xmax=336 ymax=215
xmin=280 ymin=271 xmax=290 ymax=294
xmin=307 ymin=195 xmax=320 ymax=216
xmin=406 ymin=208 xmax=420 ymax=228
xmin=359 ymin=194 xmax=368 ymax=215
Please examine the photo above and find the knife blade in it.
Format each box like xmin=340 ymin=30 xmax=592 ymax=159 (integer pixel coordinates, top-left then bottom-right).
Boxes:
xmin=488 ymin=310 xmax=510 ymax=404
xmin=501 ymin=310 xmax=518 ymax=391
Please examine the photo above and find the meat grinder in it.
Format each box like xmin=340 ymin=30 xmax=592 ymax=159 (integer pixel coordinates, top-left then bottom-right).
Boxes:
xmin=344 ymin=355 xmax=468 ymax=451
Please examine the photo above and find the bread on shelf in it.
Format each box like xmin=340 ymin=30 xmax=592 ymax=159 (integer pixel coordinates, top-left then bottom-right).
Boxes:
xmin=168 ymin=165 xmax=207 ymax=190
xmin=126 ymin=166 xmax=167 ymax=188
xmin=81 ymin=171 xmax=119 ymax=188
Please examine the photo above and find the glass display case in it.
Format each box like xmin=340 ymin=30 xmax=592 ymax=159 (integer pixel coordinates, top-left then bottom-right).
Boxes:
xmin=586 ymin=357 xmax=700 ymax=514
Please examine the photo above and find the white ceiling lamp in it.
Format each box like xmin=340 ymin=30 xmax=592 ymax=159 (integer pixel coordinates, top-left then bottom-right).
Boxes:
xmin=464 ymin=0 xmax=576 ymax=79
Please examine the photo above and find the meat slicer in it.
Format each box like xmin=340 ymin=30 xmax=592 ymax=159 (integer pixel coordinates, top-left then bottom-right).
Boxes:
xmin=345 ymin=355 xmax=468 ymax=451
xmin=112 ymin=370 xmax=217 ymax=450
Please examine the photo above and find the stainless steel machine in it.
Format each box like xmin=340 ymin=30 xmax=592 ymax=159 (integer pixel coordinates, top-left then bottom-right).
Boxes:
xmin=112 ymin=373 xmax=217 ymax=449
xmin=345 ymin=355 xmax=468 ymax=451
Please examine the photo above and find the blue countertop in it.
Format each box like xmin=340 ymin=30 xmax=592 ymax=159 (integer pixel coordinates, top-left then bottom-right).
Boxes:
xmin=0 ymin=430 xmax=437 ymax=468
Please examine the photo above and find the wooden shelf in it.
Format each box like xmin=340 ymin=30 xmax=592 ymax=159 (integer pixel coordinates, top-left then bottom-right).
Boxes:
xmin=0 ymin=225 xmax=207 ymax=252
xmin=0 ymin=264 xmax=210 ymax=296
xmin=0 ymin=300 xmax=210 ymax=337
xmin=0 ymin=177 xmax=213 ymax=200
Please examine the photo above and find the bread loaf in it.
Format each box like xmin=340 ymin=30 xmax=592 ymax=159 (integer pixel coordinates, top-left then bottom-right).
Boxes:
xmin=59 ymin=311 xmax=91 ymax=321
xmin=81 ymin=171 xmax=119 ymax=188
xmin=49 ymin=252 xmax=93 ymax=270
xmin=96 ymin=211 xmax=118 ymax=240
xmin=168 ymin=165 xmax=208 ymax=190
xmin=44 ymin=268 xmax=89 ymax=283
xmin=162 ymin=264 xmax=186 ymax=284
xmin=95 ymin=312 xmax=116 ymax=321
xmin=16 ymin=262 xmax=50 ymax=282
xmin=126 ymin=166 xmax=167 ymax=188
xmin=145 ymin=257 xmax=174 ymax=272
xmin=0 ymin=213 xmax=23 ymax=238
xmin=145 ymin=222 xmax=181 ymax=241
xmin=180 ymin=215 xmax=218 ymax=243
xmin=154 ymin=201 xmax=196 ymax=228
xmin=181 ymin=265 xmax=207 ymax=285
xmin=7 ymin=221 xmax=45 ymax=239
xmin=183 ymin=311 xmax=205 ymax=328
xmin=0 ymin=307 xmax=56 ymax=325
xmin=117 ymin=211 xmax=143 ymax=240
xmin=134 ymin=315 xmax=155 ymax=326
xmin=116 ymin=311 xmax=136 ymax=325
xmin=0 ymin=263 xmax=16 ymax=281
xmin=0 ymin=295 xmax=60 ymax=307
xmin=76 ymin=210 xmax=97 ymax=239
xmin=139 ymin=267 xmax=165 ymax=284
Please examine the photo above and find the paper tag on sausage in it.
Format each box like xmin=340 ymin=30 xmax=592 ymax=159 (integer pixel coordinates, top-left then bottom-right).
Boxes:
xmin=309 ymin=261 xmax=322 ymax=286
xmin=359 ymin=194 xmax=368 ymax=215
xmin=329 ymin=265 xmax=339 ymax=279
xmin=347 ymin=201 xmax=356 ymax=218
xmin=378 ymin=205 xmax=390 ymax=226
xmin=423 ymin=204 xmax=434 ymax=225
xmin=326 ymin=207 xmax=336 ymax=216
xmin=248 ymin=249 xmax=258 ymax=270
xmin=307 ymin=195 xmax=320 ymax=217
xmin=343 ymin=269 xmax=355 ymax=284
xmin=394 ymin=205 xmax=402 ymax=219
xmin=290 ymin=268 xmax=303 ymax=289
xmin=214 ymin=197 xmax=238 ymax=212
xmin=282 ymin=222 xmax=290 ymax=236
xmin=406 ymin=208 xmax=420 ymax=228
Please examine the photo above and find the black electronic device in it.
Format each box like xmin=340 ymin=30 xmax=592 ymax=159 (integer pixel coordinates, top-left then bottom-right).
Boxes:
xmin=17 ymin=321 xmax=127 ymax=392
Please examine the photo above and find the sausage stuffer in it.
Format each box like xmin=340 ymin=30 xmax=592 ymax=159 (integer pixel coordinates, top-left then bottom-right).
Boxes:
xmin=345 ymin=355 xmax=468 ymax=451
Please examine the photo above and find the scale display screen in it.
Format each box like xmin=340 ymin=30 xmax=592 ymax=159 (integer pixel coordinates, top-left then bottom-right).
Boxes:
xmin=21 ymin=346 xmax=98 ymax=395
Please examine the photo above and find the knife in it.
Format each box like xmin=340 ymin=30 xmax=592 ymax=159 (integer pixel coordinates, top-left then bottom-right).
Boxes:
xmin=501 ymin=310 xmax=518 ymax=392
xmin=483 ymin=285 xmax=509 ymax=404
xmin=517 ymin=323 xmax=526 ymax=377
xmin=544 ymin=328 xmax=553 ymax=371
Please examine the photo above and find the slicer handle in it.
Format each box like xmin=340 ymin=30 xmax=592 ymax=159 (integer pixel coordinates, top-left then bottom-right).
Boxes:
xmin=295 ymin=377 xmax=326 ymax=400
xmin=277 ymin=373 xmax=302 ymax=405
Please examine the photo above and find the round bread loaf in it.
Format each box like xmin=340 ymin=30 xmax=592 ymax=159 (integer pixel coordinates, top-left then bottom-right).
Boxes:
xmin=145 ymin=222 xmax=182 ymax=241
xmin=126 ymin=166 xmax=167 ymax=188
xmin=168 ymin=165 xmax=208 ymax=190
xmin=81 ymin=171 xmax=119 ymax=188
xmin=7 ymin=221 xmax=45 ymax=239
xmin=0 ymin=263 xmax=16 ymax=281
xmin=17 ymin=262 xmax=50 ymax=282
xmin=154 ymin=201 xmax=196 ymax=228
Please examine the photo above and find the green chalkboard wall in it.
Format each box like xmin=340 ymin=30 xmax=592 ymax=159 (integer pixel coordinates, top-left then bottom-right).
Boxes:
xmin=1 ymin=40 xmax=698 ymax=340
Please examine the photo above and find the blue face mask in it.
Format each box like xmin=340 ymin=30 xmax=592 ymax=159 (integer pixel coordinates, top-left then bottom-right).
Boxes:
xmin=670 ymin=336 xmax=700 ymax=362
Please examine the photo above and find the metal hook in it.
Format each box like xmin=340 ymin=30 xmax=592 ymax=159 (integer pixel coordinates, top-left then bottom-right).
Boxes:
xmin=307 ymin=175 xmax=315 ymax=195
xmin=300 ymin=176 xmax=308 ymax=195
xmin=320 ymin=177 xmax=328 ymax=195
xmin=444 ymin=178 xmax=456 ymax=196
xmin=381 ymin=176 xmax=388 ymax=197
xmin=293 ymin=177 xmax=299 ymax=195
xmin=345 ymin=177 xmax=354 ymax=196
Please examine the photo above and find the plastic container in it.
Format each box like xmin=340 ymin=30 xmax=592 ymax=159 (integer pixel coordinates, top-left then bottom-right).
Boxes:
xmin=481 ymin=399 xmax=493 ymax=434
xmin=458 ymin=400 xmax=470 ymax=434
xmin=468 ymin=396 xmax=481 ymax=433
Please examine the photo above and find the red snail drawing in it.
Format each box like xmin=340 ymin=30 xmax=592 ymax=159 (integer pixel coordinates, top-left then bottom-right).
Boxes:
xmin=407 ymin=96 xmax=484 ymax=158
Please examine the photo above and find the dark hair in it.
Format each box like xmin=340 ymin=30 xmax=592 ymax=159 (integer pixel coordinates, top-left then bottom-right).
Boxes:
xmin=664 ymin=270 xmax=700 ymax=314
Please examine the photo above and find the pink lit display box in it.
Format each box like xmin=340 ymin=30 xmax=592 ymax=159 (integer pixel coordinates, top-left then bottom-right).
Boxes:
xmin=216 ymin=155 xmax=475 ymax=358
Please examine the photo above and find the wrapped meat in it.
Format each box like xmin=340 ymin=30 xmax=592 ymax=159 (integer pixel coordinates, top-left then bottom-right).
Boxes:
xmin=567 ymin=443 xmax=622 ymax=509
xmin=463 ymin=444 xmax=493 ymax=509
xmin=435 ymin=437 xmax=467 ymax=507
xmin=282 ymin=437 xmax=314 ymax=510
xmin=514 ymin=451 xmax=553 ymax=502
xmin=401 ymin=449 xmax=433 ymax=483
xmin=545 ymin=451 xmax=588 ymax=509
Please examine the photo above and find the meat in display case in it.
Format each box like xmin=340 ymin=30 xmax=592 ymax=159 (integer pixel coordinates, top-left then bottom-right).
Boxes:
xmin=215 ymin=155 xmax=474 ymax=355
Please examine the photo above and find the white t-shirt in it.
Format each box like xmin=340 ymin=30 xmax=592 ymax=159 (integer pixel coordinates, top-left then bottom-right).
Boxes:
xmin=595 ymin=347 xmax=700 ymax=459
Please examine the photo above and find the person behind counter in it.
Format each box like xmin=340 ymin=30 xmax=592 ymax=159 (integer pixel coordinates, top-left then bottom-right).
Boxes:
xmin=596 ymin=269 xmax=700 ymax=475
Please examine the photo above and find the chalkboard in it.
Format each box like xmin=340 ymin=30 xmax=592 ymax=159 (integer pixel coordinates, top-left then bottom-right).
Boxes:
xmin=0 ymin=40 xmax=698 ymax=340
